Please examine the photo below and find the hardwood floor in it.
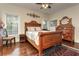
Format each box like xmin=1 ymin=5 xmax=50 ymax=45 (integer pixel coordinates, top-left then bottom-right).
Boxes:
xmin=0 ymin=40 xmax=79 ymax=56
xmin=62 ymin=40 xmax=79 ymax=49
xmin=2 ymin=42 xmax=38 ymax=56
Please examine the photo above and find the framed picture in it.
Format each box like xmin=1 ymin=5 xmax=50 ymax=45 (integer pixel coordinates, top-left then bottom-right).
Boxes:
xmin=50 ymin=20 xmax=57 ymax=27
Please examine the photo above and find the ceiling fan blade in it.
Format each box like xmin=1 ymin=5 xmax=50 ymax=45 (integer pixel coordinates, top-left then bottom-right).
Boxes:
xmin=36 ymin=3 xmax=42 ymax=5
xmin=48 ymin=6 xmax=51 ymax=8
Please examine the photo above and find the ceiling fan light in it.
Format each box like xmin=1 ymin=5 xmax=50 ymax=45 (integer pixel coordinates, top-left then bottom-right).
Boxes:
xmin=42 ymin=4 xmax=49 ymax=9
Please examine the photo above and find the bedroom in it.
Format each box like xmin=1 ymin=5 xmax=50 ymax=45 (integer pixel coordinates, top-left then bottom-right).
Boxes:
xmin=0 ymin=3 xmax=79 ymax=56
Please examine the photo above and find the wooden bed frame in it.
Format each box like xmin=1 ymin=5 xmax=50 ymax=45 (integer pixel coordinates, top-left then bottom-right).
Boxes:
xmin=25 ymin=21 xmax=62 ymax=56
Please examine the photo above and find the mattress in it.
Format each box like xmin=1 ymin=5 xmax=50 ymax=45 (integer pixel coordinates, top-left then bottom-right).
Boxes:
xmin=26 ymin=31 xmax=52 ymax=45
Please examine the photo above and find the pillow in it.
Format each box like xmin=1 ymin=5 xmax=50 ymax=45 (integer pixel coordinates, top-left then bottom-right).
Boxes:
xmin=36 ymin=27 xmax=41 ymax=31
xmin=27 ymin=27 xmax=36 ymax=31
xmin=27 ymin=27 xmax=31 ymax=31
xmin=27 ymin=27 xmax=41 ymax=31
xmin=30 ymin=27 xmax=36 ymax=31
xmin=49 ymin=26 xmax=56 ymax=31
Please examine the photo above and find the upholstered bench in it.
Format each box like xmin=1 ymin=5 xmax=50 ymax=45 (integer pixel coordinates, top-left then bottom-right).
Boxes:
xmin=3 ymin=36 xmax=15 ymax=46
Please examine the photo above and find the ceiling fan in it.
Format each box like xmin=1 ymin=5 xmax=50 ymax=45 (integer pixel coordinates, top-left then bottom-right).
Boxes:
xmin=36 ymin=3 xmax=52 ymax=9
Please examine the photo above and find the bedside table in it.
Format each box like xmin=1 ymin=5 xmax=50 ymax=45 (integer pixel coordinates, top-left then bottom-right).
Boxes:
xmin=19 ymin=34 xmax=26 ymax=43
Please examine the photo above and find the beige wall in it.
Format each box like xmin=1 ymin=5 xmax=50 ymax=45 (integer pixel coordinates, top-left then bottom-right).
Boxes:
xmin=0 ymin=4 xmax=47 ymax=34
xmin=49 ymin=5 xmax=79 ymax=43
xmin=1 ymin=4 xmax=79 ymax=43
xmin=0 ymin=4 xmax=47 ymax=42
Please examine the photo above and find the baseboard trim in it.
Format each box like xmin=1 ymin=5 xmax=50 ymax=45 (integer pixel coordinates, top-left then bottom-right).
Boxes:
xmin=62 ymin=44 xmax=79 ymax=53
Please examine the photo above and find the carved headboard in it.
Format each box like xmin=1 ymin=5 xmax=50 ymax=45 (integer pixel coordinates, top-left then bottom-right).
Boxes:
xmin=25 ymin=21 xmax=41 ymax=33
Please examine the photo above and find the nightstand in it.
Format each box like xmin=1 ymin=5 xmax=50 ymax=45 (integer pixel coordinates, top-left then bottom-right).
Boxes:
xmin=19 ymin=34 xmax=26 ymax=43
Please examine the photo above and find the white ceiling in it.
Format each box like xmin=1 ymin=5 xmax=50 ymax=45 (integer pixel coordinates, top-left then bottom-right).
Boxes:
xmin=4 ymin=3 xmax=79 ymax=15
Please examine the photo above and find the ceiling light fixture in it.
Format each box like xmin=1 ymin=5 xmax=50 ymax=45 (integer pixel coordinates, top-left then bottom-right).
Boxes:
xmin=27 ymin=13 xmax=40 ymax=18
xmin=36 ymin=3 xmax=51 ymax=9
xmin=41 ymin=4 xmax=49 ymax=9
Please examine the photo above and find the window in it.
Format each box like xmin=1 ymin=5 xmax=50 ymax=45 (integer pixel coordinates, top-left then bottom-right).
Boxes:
xmin=50 ymin=20 xmax=57 ymax=27
xmin=6 ymin=15 xmax=19 ymax=35
xmin=42 ymin=20 xmax=48 ymax=30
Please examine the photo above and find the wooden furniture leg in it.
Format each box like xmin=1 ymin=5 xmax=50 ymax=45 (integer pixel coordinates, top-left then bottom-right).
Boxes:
xmin=10 ymin=40 xmax=12 ymax=45
xmin=39 ymin=50 xmax=42 ymax=56
xmin=14 ymin=37 xmax=16 ymax=44
xmin=6 ymin=40 xmax=8 ymax=47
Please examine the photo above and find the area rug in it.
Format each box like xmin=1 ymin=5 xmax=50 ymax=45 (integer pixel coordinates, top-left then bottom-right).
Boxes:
xmin=33 ymin=45 xmax=79 ymax=56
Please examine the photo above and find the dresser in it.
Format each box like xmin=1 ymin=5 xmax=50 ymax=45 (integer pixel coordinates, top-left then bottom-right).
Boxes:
xmin=56 ymin=16 xmax=74 ymax=42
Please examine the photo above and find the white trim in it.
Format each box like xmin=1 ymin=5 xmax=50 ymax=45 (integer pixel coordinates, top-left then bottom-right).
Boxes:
xmin=62 ymin=44 xmax=79 ymax=53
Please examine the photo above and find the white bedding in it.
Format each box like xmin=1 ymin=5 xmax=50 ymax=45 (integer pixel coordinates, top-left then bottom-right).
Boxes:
xmin=26 ymin=31 xmax=52 ymax=45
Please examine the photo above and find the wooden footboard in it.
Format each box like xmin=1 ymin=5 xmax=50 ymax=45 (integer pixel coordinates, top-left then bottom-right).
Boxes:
xmin=39 ymin=32 xmax=62 ymax=55
xmin=25 ymin=21 xmax=62 ymax=56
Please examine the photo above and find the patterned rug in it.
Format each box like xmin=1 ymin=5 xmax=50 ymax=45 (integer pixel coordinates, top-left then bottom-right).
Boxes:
xmin=34 ymin=45 xmax=79 ymax=56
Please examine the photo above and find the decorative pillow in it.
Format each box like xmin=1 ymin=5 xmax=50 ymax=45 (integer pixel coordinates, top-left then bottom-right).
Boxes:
xmin=27 ymin=27 xmax=36 ymax=31
xmin=27 ymin=27 xmax=31 ymax=31
xmin=36 ymin=27 xmax=41 ymax=31
xmin=30 ymin=27 xmax=36 ymax=31
xmin=27 ymin=27 xmax=41 ymax=31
